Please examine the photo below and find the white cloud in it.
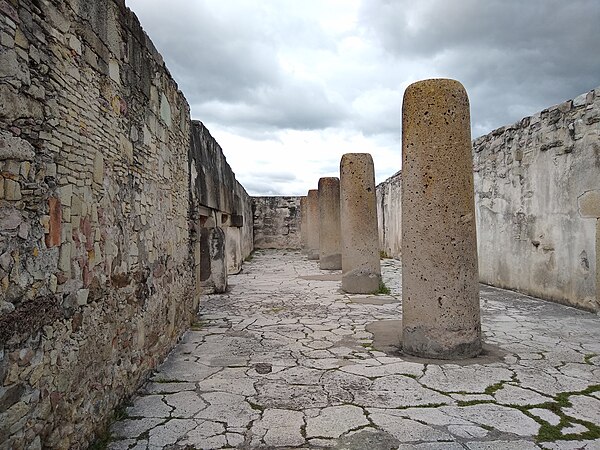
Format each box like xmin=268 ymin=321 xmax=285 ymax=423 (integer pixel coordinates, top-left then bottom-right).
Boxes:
xmin=127 ymin=0 xmax=600 ymax=195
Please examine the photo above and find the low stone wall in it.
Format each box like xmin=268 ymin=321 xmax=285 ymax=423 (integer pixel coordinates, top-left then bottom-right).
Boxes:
xmin=376 ymin=87 xmax=600 ymax=311
xmin=253 ymin=196 xmax=301 ymax=249
xmin=0 ymin=1 xmax=252 ymax=448
xmin=376 ymin=171 xmax=401 ymax=258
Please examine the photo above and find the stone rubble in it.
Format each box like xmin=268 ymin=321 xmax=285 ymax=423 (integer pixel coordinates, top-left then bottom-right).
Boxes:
xmin=107 ymin=250 xmax=600 ymax=449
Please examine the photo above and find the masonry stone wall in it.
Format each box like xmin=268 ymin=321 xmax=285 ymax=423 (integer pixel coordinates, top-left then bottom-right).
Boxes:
xmin=376 ymin=170 xmax=401 ymax=258
xmin=473 ymin=87 xmax=600 ymax=311
xmin=252 ymin=196 xmax=302 ymax=249
xmin=376 ymin=87 xmax=600 ymax=311
xmin=0 ymin=1 xmax=252 ymax=448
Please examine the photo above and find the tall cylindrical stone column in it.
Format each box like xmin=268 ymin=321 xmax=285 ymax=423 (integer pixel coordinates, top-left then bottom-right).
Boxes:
xmin=340 ymin=153 xmax=381 ymax=293
xmin=318 ymin=177 xmax=342 ymax=269
xmin=300 ymin=196 xmax=308 ymax=252
xmin=306 ymin=189 xmax=320 ymax=260
xmin=401 ymin=78 xmax=481 ymax=359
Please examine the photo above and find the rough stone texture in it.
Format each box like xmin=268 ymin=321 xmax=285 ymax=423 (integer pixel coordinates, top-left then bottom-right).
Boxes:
xmin=340 ymin=153 xmax=381 ymax=293
xmin=376 ymin=170 xmax=401 ymax=258
xmin=300 ymin=195 xmax=308 ymax=251
xmin=474 ymin=86 xmax=600 ymax=311
xmin=377 ymin=86 xmax=600 ymax=312
xmin=318 ymin=177 xmax=341 ymax=270
xmin=189 ymin=122 xmax=253 ymax=277
xmin=109 ymin=250 xmax=600 ymax=448
xmin=199 ymin=226 xmax=227 ymax=294
xmin=252 ymin=196 xmax=301 ymax=249
xmin=0 ymin=2 xmax=251 ymax=448
xmin=402 ymin=78 xmax=481 ymax=359
xmin=306 ymin=189 xmax=320 ymax=260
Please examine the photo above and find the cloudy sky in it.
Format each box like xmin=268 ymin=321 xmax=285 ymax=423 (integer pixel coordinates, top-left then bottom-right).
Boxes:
xmin=127 ymin=0 xmax=599 ymax=196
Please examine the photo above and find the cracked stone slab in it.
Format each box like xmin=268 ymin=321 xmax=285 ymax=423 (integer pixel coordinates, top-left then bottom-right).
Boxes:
xmin=177 ymin=420 xmax=226 ymax=449
xmin=420 ymin=364 xmax=514 ymax=393
xmin=306 ymin=405 xmax=370 ymax=439
xmin=368 ymin=410 xmax=454 ymax=442
xmin=110 ymin=418 xmax=164 ymax=439
xmin=251 ymin=408 xmax=305 ymax=447
xmin=494 ymin=383 xmax=553 ymax=406
xmin=164 ymin=391 xmax=207 ymax=418
xmin=126 ymin=395 xmax=171 ymax=418
xmin=529 ymin=408 xmax=561 ymax=426
xmin=466 ymin=441 xmax=542 ymax=449
xmin=196 ymin=392 xmax=259 ymax=427
xmin=440 ymin=404 xmax=540 ymax=436
xmin=107 ymin=250 xmax=600 ymax=449
xmin=353 ymin=374 xmax=453 ymax=408
xmin=563 ymin=395 xmax=600 ymax=424
xmin=340 ymin=360 xmax=424 ymax=378
xmin=251 ymin=380 xmax=330 ymax=409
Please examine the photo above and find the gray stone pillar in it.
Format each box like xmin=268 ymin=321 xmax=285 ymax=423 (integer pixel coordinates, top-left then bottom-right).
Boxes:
xmin=306 ymin=189 xmax=320 ymax=260
xmin=340 ymin=153 xmax=381 ymax=293
xmin=318 ymin=177 xmax=341 ymax=269
xmin=300 ymin=196 xmax=308 ymax=252
xmin=401 ymin=78 xmax=481 ymax=359
xmin=199 ymin=226 xmax=227 ymax=294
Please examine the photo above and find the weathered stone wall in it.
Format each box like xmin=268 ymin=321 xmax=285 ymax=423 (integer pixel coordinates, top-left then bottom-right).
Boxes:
xmin=190 ymin=121 xmax=253 ymax=280
xmin=376 ymin=87 xmax=600 ymax=311
xmin=473 ymin=87 xmax=600 ymax=311
xmin=376 ymin=170 xmax=401 ymax=258
xmin=253 ymin=196 xmax=301 ymax=249
xmin=0 ymin=1 xmax=252 ymax=448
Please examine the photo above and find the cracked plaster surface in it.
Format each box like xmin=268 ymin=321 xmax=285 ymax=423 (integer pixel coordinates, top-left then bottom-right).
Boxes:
xmin=109 ymin=250 xmax=600 ymax=449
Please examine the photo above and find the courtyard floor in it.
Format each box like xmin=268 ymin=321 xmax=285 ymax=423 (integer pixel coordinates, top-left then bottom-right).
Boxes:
xmin=108 ymin=249 xmax=600 ymax=449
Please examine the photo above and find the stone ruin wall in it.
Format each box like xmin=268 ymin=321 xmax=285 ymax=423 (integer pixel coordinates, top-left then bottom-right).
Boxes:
xmin=0 ymin=1 xmax=252 ymax=448
xmin=252 ymin=196 xmax=302 ymax=249
xmin=376 ymin=86 xmax=600 ymax=311
xmin=376 ymin=170 xmax=401 ymax=258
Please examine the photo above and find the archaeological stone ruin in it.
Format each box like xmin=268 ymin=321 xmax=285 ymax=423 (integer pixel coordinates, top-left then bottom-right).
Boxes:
xmin=401 ymin=79 xmax=481 ymax=359
xmin=1 ymin=0 xmax=600 ymax=448
xmin=318 ymin=177 xmax=341 ymax=270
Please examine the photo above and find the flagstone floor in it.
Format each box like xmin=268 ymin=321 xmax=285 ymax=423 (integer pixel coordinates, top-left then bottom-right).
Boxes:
xmin=108 ymin=249 xmax=600 ymax=450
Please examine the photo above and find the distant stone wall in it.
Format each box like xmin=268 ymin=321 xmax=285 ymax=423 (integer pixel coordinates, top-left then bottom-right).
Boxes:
xmin=376 ymin=171 xmax=401 ymax=258
xmin=253 ymin=196 xmax=301 ymax=249
xmin=190 ymin=121 xmax=253 ymax=279
xmin=0 ymin=1 xmax=251 ymax=448
xmin=376 ymin=87 xmax=600 ymax=311
xmin=473 ymin=87 xmax=600 ymax=311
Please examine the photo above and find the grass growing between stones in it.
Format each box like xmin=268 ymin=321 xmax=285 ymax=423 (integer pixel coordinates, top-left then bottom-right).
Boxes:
xmin=376 ymin=281 xmax=391 ymax=295
xmin=88 ymin=400 xmax=132 ymax=449
xmin=379 ymin=250 xmax=390 ymax=259
xmin=583 ymin=353 xmax=597 ymax=365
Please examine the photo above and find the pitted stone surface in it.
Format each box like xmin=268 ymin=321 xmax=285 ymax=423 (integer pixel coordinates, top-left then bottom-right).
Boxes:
xmin=402 ymin=78 xmax=481 ymax=359
xmin=340 ymin=153 xmax=381 ymax=293
xmin=109 ymin=250 xmax=600 ymax=448
xmin=318 ymin=177 xmax=342 ymax=269
xmin=306 ymin=189 xmax=320 ymax=260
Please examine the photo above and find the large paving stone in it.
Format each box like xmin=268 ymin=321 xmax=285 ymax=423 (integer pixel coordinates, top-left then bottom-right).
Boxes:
xmin=306 ymin=405 xmax=369 ymax=439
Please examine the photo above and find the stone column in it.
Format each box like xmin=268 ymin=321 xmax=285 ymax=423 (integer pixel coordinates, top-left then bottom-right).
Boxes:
xmin=199 ymin=226 xmax=227 ymax=294
xmin=318 ymin=177 xmax=342 ymax=269
xmin=306 ymin=189 xmax=320 ymax=260
xmin=340 ymin=153 xmax=381 ymax=293
xmin=300 ymin=196 xmax=308 ymax=252
xmin=401 ymin=78 xmax=481 ymax=359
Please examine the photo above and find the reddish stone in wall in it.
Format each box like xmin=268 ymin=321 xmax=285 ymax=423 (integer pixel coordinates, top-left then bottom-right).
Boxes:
xmin=46 ymin=197 xmax=62 ymax=248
